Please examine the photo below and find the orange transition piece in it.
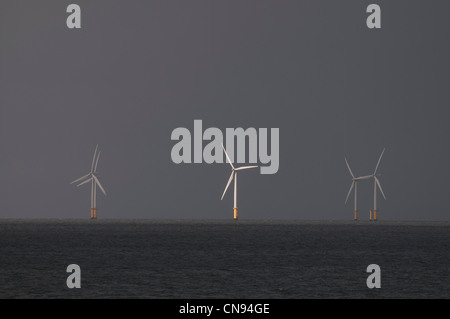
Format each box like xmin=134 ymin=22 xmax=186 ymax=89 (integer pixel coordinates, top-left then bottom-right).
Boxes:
xmin=91 ymin=208 xmax=97 ymax=219
xmin=233 ymin=208 xmax=238 ymax=220
xmin=354 ymin=210 xmax=358 ymax=221
xmin=374 ymin=210 xmax=378 ymax=221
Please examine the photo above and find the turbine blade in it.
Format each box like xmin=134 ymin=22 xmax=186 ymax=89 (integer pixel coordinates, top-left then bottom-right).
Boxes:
xmin=234 ymin=166 xmax=258 ymax=171
xmin=90 ymin=144 xmax=98 ymax=173
xmin=77 ymin=177 xmax=93 ymax=187
xmin=92 ymin=174 xmax=107 ymax=196
xmin=345 ymin=158 xmax=355 ymax=178
xmin=355 ymin=175 xmax=373 ymax=180
xmin=374 ymin=148 xmax=385 ymax=175
xmin=70 ymin=173 xmax=90 ymax=184
xmin=221 ymin=171 xmax=235 ymax=200
xmin=375 ymin=177 xmax=386 ymax=200
xmin=94 ymin=151 xmax=101 ymax=173
xmin=345 ymin=181 xmax=355 ymax=204
xmin=221 ymin=144 xmax=235 ymax=170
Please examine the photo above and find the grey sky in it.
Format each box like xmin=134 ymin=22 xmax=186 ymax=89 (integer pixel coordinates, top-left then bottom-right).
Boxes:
xmin=1 ymin=1 xmax=449 ymax=220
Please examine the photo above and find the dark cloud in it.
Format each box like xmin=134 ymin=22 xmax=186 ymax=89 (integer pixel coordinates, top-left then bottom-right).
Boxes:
xmin=1 ymin=1 xmax=449 ymax=220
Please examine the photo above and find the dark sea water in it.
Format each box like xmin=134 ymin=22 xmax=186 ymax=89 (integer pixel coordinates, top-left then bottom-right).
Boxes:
xmin=0 ymin=219 xmax=448 ymax=299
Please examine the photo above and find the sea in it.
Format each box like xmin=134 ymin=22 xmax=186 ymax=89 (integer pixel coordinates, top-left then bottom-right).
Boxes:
xmin=0 ymin=219 xmax=448 ymax=299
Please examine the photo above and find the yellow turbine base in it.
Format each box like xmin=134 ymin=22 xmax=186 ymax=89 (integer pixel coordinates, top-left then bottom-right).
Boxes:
xmin=233 ymin=208 xmax=238 ymax=220
xmin=91 ymin=208 xmax=97 ymax=219
xmin=369 ymin=210 xmax=372 ymax=221
xmin=354 ymin=210 xmax=358 ymax=221
xmin=374 ymin=210 xmax=378 ymax=221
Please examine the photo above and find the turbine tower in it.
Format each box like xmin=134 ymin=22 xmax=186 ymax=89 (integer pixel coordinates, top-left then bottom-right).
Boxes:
xmin=71 ymin=145 xmax=107 ymax=219
xmin=221 ymin=144 xmax=258 ymax=220
xmin=371 ymin=148 xmax=386 ymax=221
xmin=345 ymin=158 xmax=371 ymax=221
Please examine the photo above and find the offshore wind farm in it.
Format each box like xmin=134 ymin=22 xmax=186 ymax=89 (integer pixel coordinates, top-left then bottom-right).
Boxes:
xmin=2 ymin=1 xmax=450 ymax=223
xmin=1 ymin=0 xmax=450 ymax=302
xmin=345 ymin=149 xmax=387 ymax=221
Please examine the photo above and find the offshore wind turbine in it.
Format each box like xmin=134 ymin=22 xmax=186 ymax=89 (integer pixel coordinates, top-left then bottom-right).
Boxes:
xmin=221 ymin=144 xmax=258 ymax=220
xmin=370 ymin=148 xmax=386 ymax=221
xmin=344 ymin=157 xmax=372 ymax=221
xmin=70 ymin=145 xmax=106 ymax=219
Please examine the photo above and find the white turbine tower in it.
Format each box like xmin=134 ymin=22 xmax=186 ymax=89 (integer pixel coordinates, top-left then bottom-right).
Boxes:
xmin=220 ymin=144 xmax=258 ymax=220
xmin=344 ymin=157 xmax=372 ymax=221
xmin=371 ymin=148 xmax=386 ymax=221
xmin=71 ymin=145 xmax=107 ymax=219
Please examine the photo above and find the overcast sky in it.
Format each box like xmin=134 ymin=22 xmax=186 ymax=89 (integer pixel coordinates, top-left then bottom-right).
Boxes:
xmin=1 ymin=1 xmax=449 ymax=220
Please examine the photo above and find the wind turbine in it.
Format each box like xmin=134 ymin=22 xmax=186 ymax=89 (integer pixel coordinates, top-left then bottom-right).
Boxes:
xmin=70 ymin=145 xmax=106 ymax=219
xmin=370 ymin=148 xmax=386 ymax=221
xmin=344 ymin=157 xmax=372 ymax=221
xmin=220 ymin=144 xmax=258 ymax=220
